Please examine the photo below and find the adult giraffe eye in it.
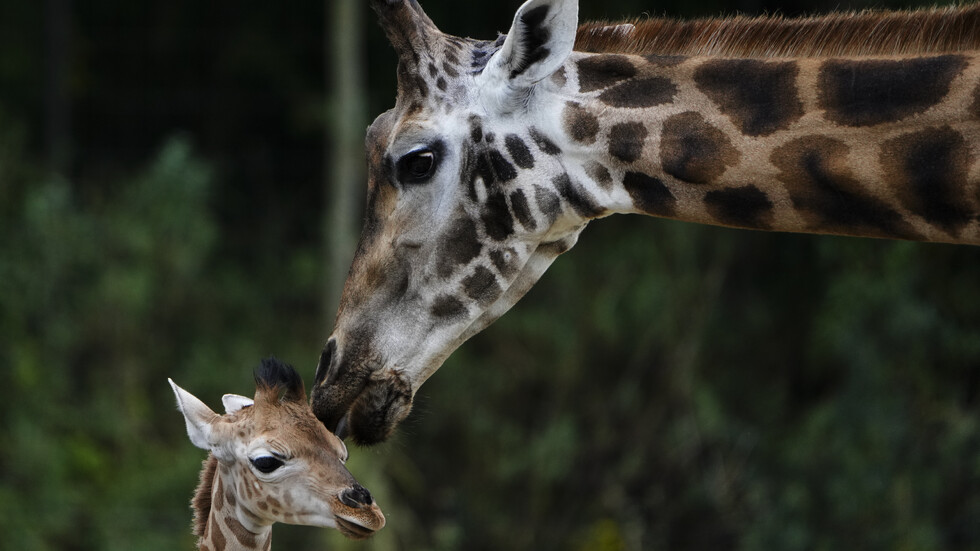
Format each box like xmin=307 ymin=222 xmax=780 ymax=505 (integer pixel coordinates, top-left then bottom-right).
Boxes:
xmin=397 ymin=149 xmax=437 ymax=184
xmin=250 ymin=456 xmax=284 ymax=474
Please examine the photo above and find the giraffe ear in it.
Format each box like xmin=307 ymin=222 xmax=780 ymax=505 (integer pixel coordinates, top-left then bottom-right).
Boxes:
xmin=222 ymin=393 xmax=254 ymax=414
xmin=169 ymin=378 xmax=221 ymax=451
xmin=480 ymin=0 xmax=578 ymax=98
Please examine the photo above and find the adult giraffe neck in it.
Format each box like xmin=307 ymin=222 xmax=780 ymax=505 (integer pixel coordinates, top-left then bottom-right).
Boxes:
xmin=547 ymin=50 xmax=980 ymax=244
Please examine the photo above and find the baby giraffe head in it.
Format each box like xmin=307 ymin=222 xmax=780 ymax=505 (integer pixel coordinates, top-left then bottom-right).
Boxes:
xmin=170 ymin=358 xmax=385 ymax=549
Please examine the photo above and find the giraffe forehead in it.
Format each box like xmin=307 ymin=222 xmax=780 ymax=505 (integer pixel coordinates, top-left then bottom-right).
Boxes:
xmin=245 ymin=401 xmax=344 ymax=458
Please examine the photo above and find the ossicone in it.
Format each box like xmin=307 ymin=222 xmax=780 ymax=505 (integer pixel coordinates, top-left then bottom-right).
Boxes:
xmin=254 ymin=357 xmax=306 ymax=403
xmin=369 ymin=0 xmax=441 ymax=64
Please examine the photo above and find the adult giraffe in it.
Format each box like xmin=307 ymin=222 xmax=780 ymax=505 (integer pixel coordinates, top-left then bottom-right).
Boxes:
xmin=311 ymin=0 xmax=980 ymax=444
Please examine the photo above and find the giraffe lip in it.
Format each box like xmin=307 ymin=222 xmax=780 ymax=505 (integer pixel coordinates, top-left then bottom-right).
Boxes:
xmin=334 ymin=414 xmax=350 ymax=440
xmin=335 ymin=516 xmax=376 ymax=540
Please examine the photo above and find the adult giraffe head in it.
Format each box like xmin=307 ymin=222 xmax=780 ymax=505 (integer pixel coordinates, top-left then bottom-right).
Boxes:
xmin=312 ymin=0 xmax=586 ymax=444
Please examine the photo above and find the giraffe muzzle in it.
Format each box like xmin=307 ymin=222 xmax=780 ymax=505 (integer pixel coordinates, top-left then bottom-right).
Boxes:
xmin=312 ymin=333 xmax=416 ymax=445
xmin=333 ymin=486 xmax=386 ymax=540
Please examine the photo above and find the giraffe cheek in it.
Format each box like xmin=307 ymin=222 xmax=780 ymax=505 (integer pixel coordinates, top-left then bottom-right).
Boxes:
xmin=481 ymin=192 xmax=516 ymax=241
xmin=462 ymin=265 xmax=503 ymax=307
xmin=489 ymin=247 xmax=521 ymax=279
xmin=435 ymin=217 xmax=483 ymax=279
xmin=509 ymin=189 xmax=537 ymax=232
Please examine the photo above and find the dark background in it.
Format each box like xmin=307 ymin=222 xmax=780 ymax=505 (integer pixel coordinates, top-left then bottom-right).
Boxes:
xmin=2 ymin=0 xmax=978 ymax=549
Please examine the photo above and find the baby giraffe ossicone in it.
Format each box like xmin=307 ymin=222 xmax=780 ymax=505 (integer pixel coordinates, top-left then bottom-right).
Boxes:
xmin=170 ymin=358 xmax=385 ymax=551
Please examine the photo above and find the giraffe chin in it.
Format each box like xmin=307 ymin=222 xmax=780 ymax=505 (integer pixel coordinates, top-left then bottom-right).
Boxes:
xmin=345 ymin=369 xmax=414 ymax=445
xmin=335 ymin=516 xmax=381 ymax=540
xmin=314 ymin=365 xmax=415 ymax=446
xmin=332 ymin=499 xmax=386 ymax=540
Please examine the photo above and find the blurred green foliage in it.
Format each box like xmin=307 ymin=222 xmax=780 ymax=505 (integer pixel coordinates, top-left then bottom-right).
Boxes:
xmin=2 ymin=0 xmax=980 ymax=550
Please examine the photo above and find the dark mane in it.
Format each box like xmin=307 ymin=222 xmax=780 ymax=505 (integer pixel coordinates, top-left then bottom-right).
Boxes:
xmin=575 ymin=4 xmax=980 ymax=58
xmin=191 ymin=455 xmax=217 ymax=539
xmin=254 ymin=356 xmax=306 ymax=402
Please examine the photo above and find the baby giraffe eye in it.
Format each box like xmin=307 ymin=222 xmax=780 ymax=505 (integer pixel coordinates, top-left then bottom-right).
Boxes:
xmin=396 ymin=149 xmax=437 ymax=184
xmin=250 ymin=455 xmax=285 ymax=474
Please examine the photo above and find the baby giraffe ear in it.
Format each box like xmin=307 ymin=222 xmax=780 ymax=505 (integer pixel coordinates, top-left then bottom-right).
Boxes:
xmin=480 ymin=0 xmax=578 ymax=106
xmin=221 ymin=393 xmax=254 ymax=414
xmin=169 ymin=378 xmax=220 ymax=451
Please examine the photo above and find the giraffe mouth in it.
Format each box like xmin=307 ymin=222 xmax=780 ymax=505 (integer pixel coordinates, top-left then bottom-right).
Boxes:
xmin=312 ymin=346 xmax=415 ymax=446
xmin=335 ymin=516 xmax=379 ymax=540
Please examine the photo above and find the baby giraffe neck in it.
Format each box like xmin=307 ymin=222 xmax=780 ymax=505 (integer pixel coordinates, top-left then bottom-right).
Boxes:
xmin=193 ymin=456 xmax=273 ymax=551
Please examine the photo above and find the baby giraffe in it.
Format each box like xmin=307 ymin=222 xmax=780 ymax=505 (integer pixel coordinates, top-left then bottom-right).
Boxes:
xmin=170 ymin=358 xmax=385 ymax=550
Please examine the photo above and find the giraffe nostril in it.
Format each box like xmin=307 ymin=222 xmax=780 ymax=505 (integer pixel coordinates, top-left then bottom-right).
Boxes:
xmin=340 ymin=484 xmax=374 ymax=508
xmin=314 ymin=338 xmax=337 ymax=387
xmin=394 ymin=237 xmax=423 ymax=254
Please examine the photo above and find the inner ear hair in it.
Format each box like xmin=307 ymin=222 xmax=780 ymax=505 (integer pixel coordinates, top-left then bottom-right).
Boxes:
xmin=485 ymin=0 xmax=579 ymax=92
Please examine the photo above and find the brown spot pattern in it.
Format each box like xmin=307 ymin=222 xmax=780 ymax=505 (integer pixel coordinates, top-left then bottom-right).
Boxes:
xmin=704 ymin=185 xmax=774 ymax=229
xmin=608 ymin=122 xmax=648 ymax=163
xmin=972 ymin=84 xmax=980 ymax=119
xmin=880 ymin=126 xmax=975 ymax=236
xmin=694 ymin=59 xmax=803 ymax=137
xmin=535 ymin=185 xmax=562 ymax=224
xmin=436 ymin=217 xmax=482 ymax=278
xmin=505 ymin=135 xmax=534 ymax=169
xmin=490 ymin=248 xmax=520 ymax=278
xmin=585 ymin=161 xmax=613 ymax=190
xmin=224 ymin=485 xmax=236 ymax=509
xmin=431 ymin=294 xmax=466 ymax=320
xmin=818 ymin=55 xmax=967 ymax=127
xmin=210 ymin=520 xmax=226 ymax=550
xmin=554 ymin=172 xmax=604 ymax=218
xmin=462 ymin=265 xmax=502 ymax=305
xmin=599 ymin=77 xmax=677 ymax=108
xmin=552 ymin=66 xmax=568 ymax=88
xmin=224 ymin=515 xmax=258 ymax=548
xmin=660 ymin=112 xmax=739 ymax=184
xmin=771 ymin=136 xmax=919 ymax=239
xmin=442 ymin=61 xmax=459 ymax=78
xmin=214 ymin=477 xmax=225 ymax=511
xmin=623 ymin=171 xmax=676 ymax=216
xmin=530 ymin=127 xmax=561 ymax=155
xmin=577 ymin=54 xmax=637 ymax=93
xmin=510 ymin=189 xmax=536 ymax=230
xmin=563 ymin=102 xmax=600 ymax=144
